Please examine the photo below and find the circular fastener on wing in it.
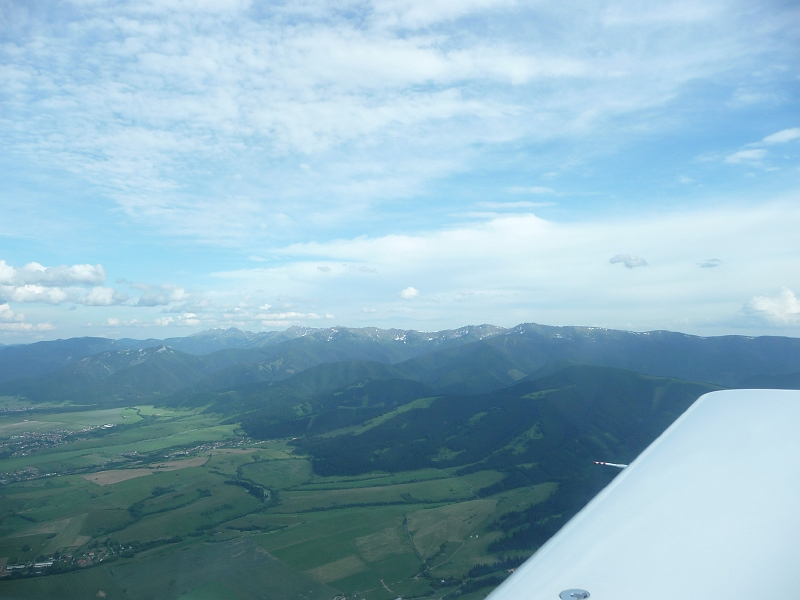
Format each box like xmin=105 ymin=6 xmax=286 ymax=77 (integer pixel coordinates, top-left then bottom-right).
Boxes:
xmin=559 ymin=590 xmax=590 ymax=599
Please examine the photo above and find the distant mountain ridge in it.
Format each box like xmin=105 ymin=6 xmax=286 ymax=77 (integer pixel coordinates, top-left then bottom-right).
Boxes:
xmin=2 ymin=323 xmax=800 ymax=406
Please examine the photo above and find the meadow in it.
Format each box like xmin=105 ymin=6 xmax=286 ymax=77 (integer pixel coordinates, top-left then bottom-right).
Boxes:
xmin=0 ymin=402 xmax=545 ymax=600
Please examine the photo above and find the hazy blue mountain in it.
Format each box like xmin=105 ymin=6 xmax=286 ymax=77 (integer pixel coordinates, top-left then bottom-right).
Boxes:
xmin=169 ymin=324 xmax=506 ymax=393
xmin=511 ymin=324 xmax=800 ymax=386
xmin=394 ymin=341 xmax=529 ymax=394
xmin=0 ymin=337 xmax=133 ymax=384
xmin=0 ymin=324 xmax=501 ymax=388
xmin=391 ymin=323 xmax=800 ymax=393
xmin=0 ymin=345 xmax=267 ymax=404
xmin=132 ymin=327 xmax=304 ymax=355
xmin=738 ymin=370 xmax=800 ymax=389
xmin=172 ymin=359 xmax=409 ymax=417
xmin=5 ymin=323 xmax=800 ymax=407
xmin=119 ymin=324 xmax=506 ymax=357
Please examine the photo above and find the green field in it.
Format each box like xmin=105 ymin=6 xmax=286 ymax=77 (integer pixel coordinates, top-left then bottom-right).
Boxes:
xmin=0 ymin=403 xmax=548 ymax=599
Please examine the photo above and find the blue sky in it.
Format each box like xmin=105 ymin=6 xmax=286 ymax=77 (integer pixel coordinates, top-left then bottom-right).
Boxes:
xmin=1 ymin=0 xmax=799 ymax=341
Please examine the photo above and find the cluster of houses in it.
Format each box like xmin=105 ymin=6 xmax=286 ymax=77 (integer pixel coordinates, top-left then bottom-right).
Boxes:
xmin=1 ymin=423 xmax=116 ymax=458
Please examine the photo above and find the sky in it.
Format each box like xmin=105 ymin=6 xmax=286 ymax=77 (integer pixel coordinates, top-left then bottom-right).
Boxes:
xmin=1 ymin=0 xmax=799 ymax=341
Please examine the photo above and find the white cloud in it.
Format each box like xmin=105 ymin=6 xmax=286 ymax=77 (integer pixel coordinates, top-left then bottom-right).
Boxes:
xmin=0 ymin=303 xmax=24 ymax=323
xmin=204 ymin=201 xmax=800 ymax=335
xmin=762 ymin=128 xmax=800 ymax=144
xmin=609 ymin=254 xmax=648 ymax=269
xmin=745 ymin=288 xmax=800 ymax=324
xmin=134 ymin=284 xmax=190 ymax=307
xmin=507 ymin=186 xmax=556 ymax=195
xmin=0 ymin=303 xmax=54 ymax=333
xmin=4 ymin=284 xmax=70 ymax=304
xmin=0 ymin=260 xmax=105 ymax=287
xmin=0 ymin=322 xmax=55 ymax=332
xmin=0 ymin=260 xmax=128 ymax=307
xmin=177 ymin=313 xmax=201 ymax=326
xmin=478 ymin=201 xmax=556 ymax=209
xmin=724 ymin=149 xmax=767 ymax=164
xmin=372 ymin=0 xmax=517 ymax=29
xmin=3 ymin=0 xmax=793 ymax=244
xmin=82 ymin=287 xmax=129 ymax=306
xmin=16 ymin=200 xmax=790 ymax=338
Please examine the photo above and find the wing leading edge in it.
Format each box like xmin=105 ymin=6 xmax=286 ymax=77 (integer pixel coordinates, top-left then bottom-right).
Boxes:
xmin=487 ymin=389 xmax=800 ymax=600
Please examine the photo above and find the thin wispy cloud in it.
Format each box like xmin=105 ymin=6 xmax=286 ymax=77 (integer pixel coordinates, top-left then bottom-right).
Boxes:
xmin=0 ymin=0 xmax=799 ymax=339
xmin=507 ymin=187 xmax=556 ymax=195
xmin=477 ymin=201 xmax=556 ymax=209
xmin=3 ymin=0 xmax=796 ymax=244
xmin=698 ymin=259 xmax=722 ymax=268
xmin=763 ymin=128 xmax=800 ymax=144
xmin=724 ymin=149 xmax=767 ymax=164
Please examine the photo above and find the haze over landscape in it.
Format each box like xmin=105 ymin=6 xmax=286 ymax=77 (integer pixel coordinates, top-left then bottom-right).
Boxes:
xmin=1 ymin=0 xmax=799 ymax=340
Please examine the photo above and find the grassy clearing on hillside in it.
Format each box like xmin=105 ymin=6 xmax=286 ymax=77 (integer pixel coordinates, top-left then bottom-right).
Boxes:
xmin=240 ymin=459 xmax=312 ymax=489
xmin=293 ymin=467 xmax=460 ymax=490
xmin=278 ymin=477 xmax=476 ymax=512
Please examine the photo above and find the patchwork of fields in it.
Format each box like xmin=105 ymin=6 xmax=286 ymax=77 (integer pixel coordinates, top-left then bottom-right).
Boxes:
xmin=0 ymin=403 xmax=548 ymax=600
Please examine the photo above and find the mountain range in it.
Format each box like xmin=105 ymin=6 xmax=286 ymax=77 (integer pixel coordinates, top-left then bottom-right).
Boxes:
xmin=2 ymin=322 xmax=799 ymax=558
xmin=2 ymin=323 xmax=799 ymax=408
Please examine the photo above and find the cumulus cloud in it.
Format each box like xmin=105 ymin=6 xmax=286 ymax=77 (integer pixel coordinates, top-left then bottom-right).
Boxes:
xmin=609 ymin=254 xmax=648 ymax=269
xmin=0 ymin=261 xmax=105 ymax=287
xmin=400 ymin=287 xmax=420 ymax=299
xmin=762 ymin=128 xmax=800 ymax=144
xmin=724 ymin=149 xmax=766 ymax=164
xmin=0 ymin=260 xmax=128 ymax=307
xmin=4 ymin=285 xmax=70 ymax=304
xmin=0 ymin=303 xmax=24 ymax=323
xmin=82 ymin=287 xmax=129 ymax=306
xmin=0 ymin=303 xmax=53 ymax=332
xmin=134 ymin=284 xmax=190 ymax=307
xmin=745 ymin=288 xmax=800 ymax=324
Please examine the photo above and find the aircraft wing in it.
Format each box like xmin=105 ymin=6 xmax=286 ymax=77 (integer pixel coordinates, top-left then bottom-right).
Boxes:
xmin=487 ymin=389 xmax=800 ymax=600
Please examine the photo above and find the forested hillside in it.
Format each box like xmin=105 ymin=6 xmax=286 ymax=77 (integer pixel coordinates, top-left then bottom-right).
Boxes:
xmin=0 ymin=323 xmax=797 ymax=600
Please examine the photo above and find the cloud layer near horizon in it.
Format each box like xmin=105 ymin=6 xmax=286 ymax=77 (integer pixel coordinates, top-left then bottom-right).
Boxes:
xmin=1 ymin=0 xmax=799 ymax=339
xmin=1 ymin=201 xmax=800 ymax=336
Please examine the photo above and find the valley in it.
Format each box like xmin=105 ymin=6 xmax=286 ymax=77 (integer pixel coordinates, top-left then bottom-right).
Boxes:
xmin=0 ymin=323 xmax=797 ymax=599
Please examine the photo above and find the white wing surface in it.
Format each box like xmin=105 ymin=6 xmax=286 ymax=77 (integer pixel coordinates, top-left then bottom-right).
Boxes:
xmin=487 ymin=389 xmax=800 ymax=600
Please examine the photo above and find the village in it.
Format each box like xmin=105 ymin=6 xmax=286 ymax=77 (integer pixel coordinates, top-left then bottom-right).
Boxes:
xmin=0 ymin=423 xmax=116 ymax=458
xmin=1 ymin=541 xmax=126 ymax=579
